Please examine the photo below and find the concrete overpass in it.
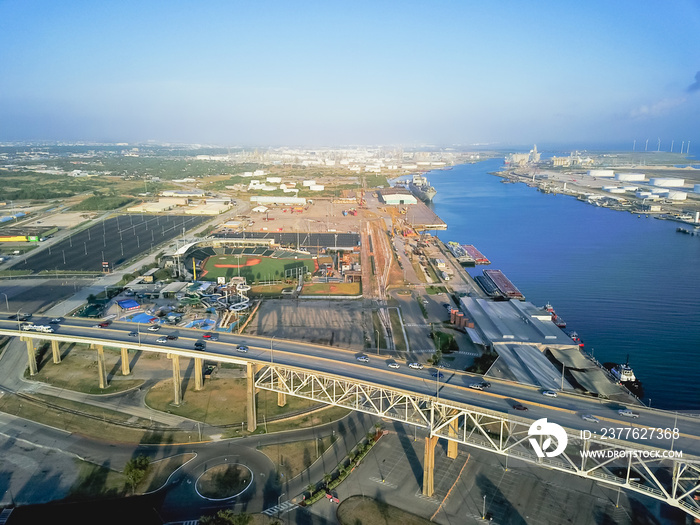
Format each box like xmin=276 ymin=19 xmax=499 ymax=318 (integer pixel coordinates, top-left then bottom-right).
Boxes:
xmin=1 ymin=316 xmax=699 ymax=519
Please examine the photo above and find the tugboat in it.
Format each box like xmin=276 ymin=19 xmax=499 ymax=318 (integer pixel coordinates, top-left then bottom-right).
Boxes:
xmin=605 ymin=355 xmax=644 ymax=398
xmin=567 ymin=331 xmax=584 ymax=347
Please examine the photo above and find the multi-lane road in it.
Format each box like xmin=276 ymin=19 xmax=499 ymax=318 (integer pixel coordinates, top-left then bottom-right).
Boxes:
xmin=2 ymin=315 xmax=699 ymax=459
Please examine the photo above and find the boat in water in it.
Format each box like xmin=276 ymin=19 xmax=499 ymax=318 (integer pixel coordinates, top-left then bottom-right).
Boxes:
xmin=606 ymin=356 xmax=644 ymax=398
xmin=545 ymin=302 xmax=566 ymax=328
xmin=408 ymin=174 xmax=437 ymax=202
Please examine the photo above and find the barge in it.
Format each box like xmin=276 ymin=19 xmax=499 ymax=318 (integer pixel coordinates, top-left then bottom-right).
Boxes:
xmin=482 ymin=269 xmax=525 ymax=300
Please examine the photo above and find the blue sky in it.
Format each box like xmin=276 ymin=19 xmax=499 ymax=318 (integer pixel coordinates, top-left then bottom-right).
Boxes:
xmin=1 ymin=0 xmax=699 ymax=149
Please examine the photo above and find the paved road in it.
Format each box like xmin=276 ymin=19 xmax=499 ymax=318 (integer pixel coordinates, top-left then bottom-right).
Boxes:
xmin=2 ymin=317 xmax=699 ymax=459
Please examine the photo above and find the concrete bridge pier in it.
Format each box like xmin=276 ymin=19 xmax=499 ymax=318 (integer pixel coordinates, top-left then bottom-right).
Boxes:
xmin=246 ymin=361 xmax=257 ymax=431
xmin=277 ymin=374 xmax=287 ymax=407
xmin=23 ymin=338 xmax=37 ymax=376
xmin=194 ymin=357 xmax=203 ymax=391
xmin=171 ymin=354 xmax=182 ymax=406
xmin=447 ymin=419 xmax=459 ymax=459
xmin=51 ymin=340 xmax=61 ymax=364
xmin=120 ymin=348 xmax=130 ymax=375
xmin=422 ymin=435 xmax=439 ymax=497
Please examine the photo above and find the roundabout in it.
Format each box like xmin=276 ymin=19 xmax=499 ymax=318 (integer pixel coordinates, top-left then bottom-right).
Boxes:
xmin=195 ymin=461 xmax=254 ymax=500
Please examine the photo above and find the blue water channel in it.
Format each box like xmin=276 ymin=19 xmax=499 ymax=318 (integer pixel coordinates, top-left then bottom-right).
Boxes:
xmin=424 ymin=158 xmax=700 ymax=410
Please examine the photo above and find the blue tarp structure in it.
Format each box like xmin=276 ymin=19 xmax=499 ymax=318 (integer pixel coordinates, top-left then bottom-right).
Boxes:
xmin=117 ymin=299 xmax=140 ymax=310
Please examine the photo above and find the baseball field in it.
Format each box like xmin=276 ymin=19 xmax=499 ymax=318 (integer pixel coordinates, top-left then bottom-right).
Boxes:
xmin=199 ymin=254 xmax=316 ymax=282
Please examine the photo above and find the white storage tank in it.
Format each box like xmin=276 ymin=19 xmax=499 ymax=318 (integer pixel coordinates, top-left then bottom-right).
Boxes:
xmin=650 ymin=178 xmax=685 ymax=187
xmin=302 ymin=180 xmax=316 ymax=187
xmin=621 ymin=186 xmax=638 ymax=191
xmin=615 ymin=172 xmax=646 ymax=181
xmin=636 ymin=191 xmax=652 ymax=198
xmin=666 ymin=191 xmax=687 ymax=201
xmin=588 ymin=169 xmax=615 ymax=177
xmin=606 ymin=187 xmax=626 ymax=194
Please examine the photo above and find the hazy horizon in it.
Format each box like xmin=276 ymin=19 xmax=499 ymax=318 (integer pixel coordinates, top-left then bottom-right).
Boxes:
xmin=1 ymin=1 xmax=699 ymax=150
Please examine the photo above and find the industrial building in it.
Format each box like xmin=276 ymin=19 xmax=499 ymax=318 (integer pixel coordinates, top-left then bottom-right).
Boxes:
xmin=378 ymin=187 xmax=417 ymax=205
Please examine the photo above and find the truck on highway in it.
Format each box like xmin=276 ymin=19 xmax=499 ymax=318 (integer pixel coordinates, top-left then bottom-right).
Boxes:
xmin=21 ymin=324 xmax=54 ymax=333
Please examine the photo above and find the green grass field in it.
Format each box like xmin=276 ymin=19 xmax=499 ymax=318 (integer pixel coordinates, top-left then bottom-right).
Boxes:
xmin=200 ymin=254 xmax=316 ymax=283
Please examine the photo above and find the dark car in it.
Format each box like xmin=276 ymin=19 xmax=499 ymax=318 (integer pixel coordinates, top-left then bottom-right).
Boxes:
xmin=513 ymin=403 xmax=528 ymax=411
xmin=431 ymin=371 xmax=445 ymax=379
xmin=194 ymin=342 xmax=206 ymax=350
xmin=128 ymin=331 xmax=138 ymax=337
xmin=166 ymin=335 xmax=178 ymax=341
xmin=93 ymin=321 xmax=110 ymax=328
xmin=49 ymin=317 xmax=63 ymax=324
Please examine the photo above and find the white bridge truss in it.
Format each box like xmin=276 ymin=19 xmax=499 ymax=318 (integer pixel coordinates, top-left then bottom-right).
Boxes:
xmin=256 ymin=365 xmax=700 ymax=519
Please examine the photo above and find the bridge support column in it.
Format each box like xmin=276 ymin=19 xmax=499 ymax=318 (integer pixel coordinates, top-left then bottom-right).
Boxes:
xmin=422 ymin=435 xmax=439 ymax=497
xmin=24 ymin=338 xmax=37 ymax=376
xmin=51 ymin=340 xmax=61 ymax=364
xmin=277 ymin=374 xmax=286 ymax=407
xmin=95 ymin=344 xmax=107 ymax=389
xmin=246 ymin=362 xmax=257 ymax=432
xmin=447 ymin=419 xmax=459 ymax=459
xmin=171 ymin=354 xmax=182 ymax=406
xmin=120 ymin=348 xmax=130 ymax=375
xmin=194 ymin=357 xmax=203 ymax=391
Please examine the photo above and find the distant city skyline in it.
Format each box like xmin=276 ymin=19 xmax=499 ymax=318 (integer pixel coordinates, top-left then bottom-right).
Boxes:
xmin=1 ymin=1 xmax=699 ymax=150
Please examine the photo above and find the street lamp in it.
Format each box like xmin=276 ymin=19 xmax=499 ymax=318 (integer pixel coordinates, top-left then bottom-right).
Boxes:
xmin=270 ymin=335 xmax=276 ymax=365
xmin=1 ymin=292 xmax=8 ymax=311
xmin=375 ymin=329 xmax=379 ymax=355
xmin=482 ymin=494 xmax=486 ymax=520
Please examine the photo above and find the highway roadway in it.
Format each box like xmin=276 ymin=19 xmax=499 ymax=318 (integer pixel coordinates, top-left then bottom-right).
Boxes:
xmin=2 ymin=315 xmax=700 ymax=459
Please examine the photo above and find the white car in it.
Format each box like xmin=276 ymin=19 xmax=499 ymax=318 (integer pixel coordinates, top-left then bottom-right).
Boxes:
xmin=581 ymin=414 xmax=600 ymax=423
xmin=618 ymin=409 xmax=640 ymax=418
xmin=236 ymin=344 xmax=249 ymax=353
xmin=387 ymin=362 xmax=400 ymax=369
xmin=408 ymin=362 xmax=424 ymax=370
xmin=356 ymin=355 xmax=369 ymax=363
xmin=147 ymin=325 xmax=160 ymax=332
xmin=468 ymin=383 xmax=484 ymax=390
xmin=542 ymin=390 xmax=558 ymax=398
xmin=156 ymin=336 xmax=167 ymax=344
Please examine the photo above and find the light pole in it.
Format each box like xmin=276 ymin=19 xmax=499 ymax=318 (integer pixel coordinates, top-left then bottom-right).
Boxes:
xmin=560 ymin=364 xmax=565 ymax=391
xmin=482 ymin=494 xmax=486 ymax=520
xmin=375 ymin=329 xmax=379 ymax=355
xmin=1 ymin=292 xmax=8 ymax=311
xmin=270 ymin=335 xmax=276 ymax=365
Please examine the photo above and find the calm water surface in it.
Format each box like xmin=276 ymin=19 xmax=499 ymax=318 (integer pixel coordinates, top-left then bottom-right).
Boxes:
xmin=423 ymin=159 xmax=700 ymax=410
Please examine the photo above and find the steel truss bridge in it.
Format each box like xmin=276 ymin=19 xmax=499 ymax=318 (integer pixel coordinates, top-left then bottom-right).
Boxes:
xmin=256 ymin=364 xmax=700 ymax=519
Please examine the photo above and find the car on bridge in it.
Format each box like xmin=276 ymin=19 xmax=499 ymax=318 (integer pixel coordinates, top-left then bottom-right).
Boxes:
xmin=513 ymin=403 xmax=528 ymax=411
xmin=156 ymin=336 xmax=168 ymax=344
xmin=618 ymin=409 xmax=640 ymax=418
xmin=194 ymin=341 xmax=206 ymax=350
xmin=431 ymin=371 xmax=444 ymax=379
xmin=147 ymin=325 xmax=161 ymax=332
xmin=128 ymin=331 xmax=138 ymax=337
xmin=356 ymin=355 xmax=369 ymax=363
xmin=166 ymin=335 xmax=178 ymax=341
xmin=408 ymin=362 xmax=423 ymax=370
xmin=387 ymin=362 xmax=400 ymax=369
xmin=469 ymin=381 xmax=491 ymax=390
xmin=49 ymin=318 xmax=63 ymax=324
xmin=236 ymin=344 xmax=248 ymax=353
xmin=93 ymin=322 xmax=110 ymax=328
xmin=203 ymin=333 xmax=218 ymax=341
xmin=581 ymin=414 xmax=600 ymax=423
xmin=541 ymin=390 xmax=558 ymax=398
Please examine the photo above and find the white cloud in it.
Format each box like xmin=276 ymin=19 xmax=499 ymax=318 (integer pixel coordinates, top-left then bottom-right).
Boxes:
xmin=629 ymin=97 xmax=686 ymax=119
